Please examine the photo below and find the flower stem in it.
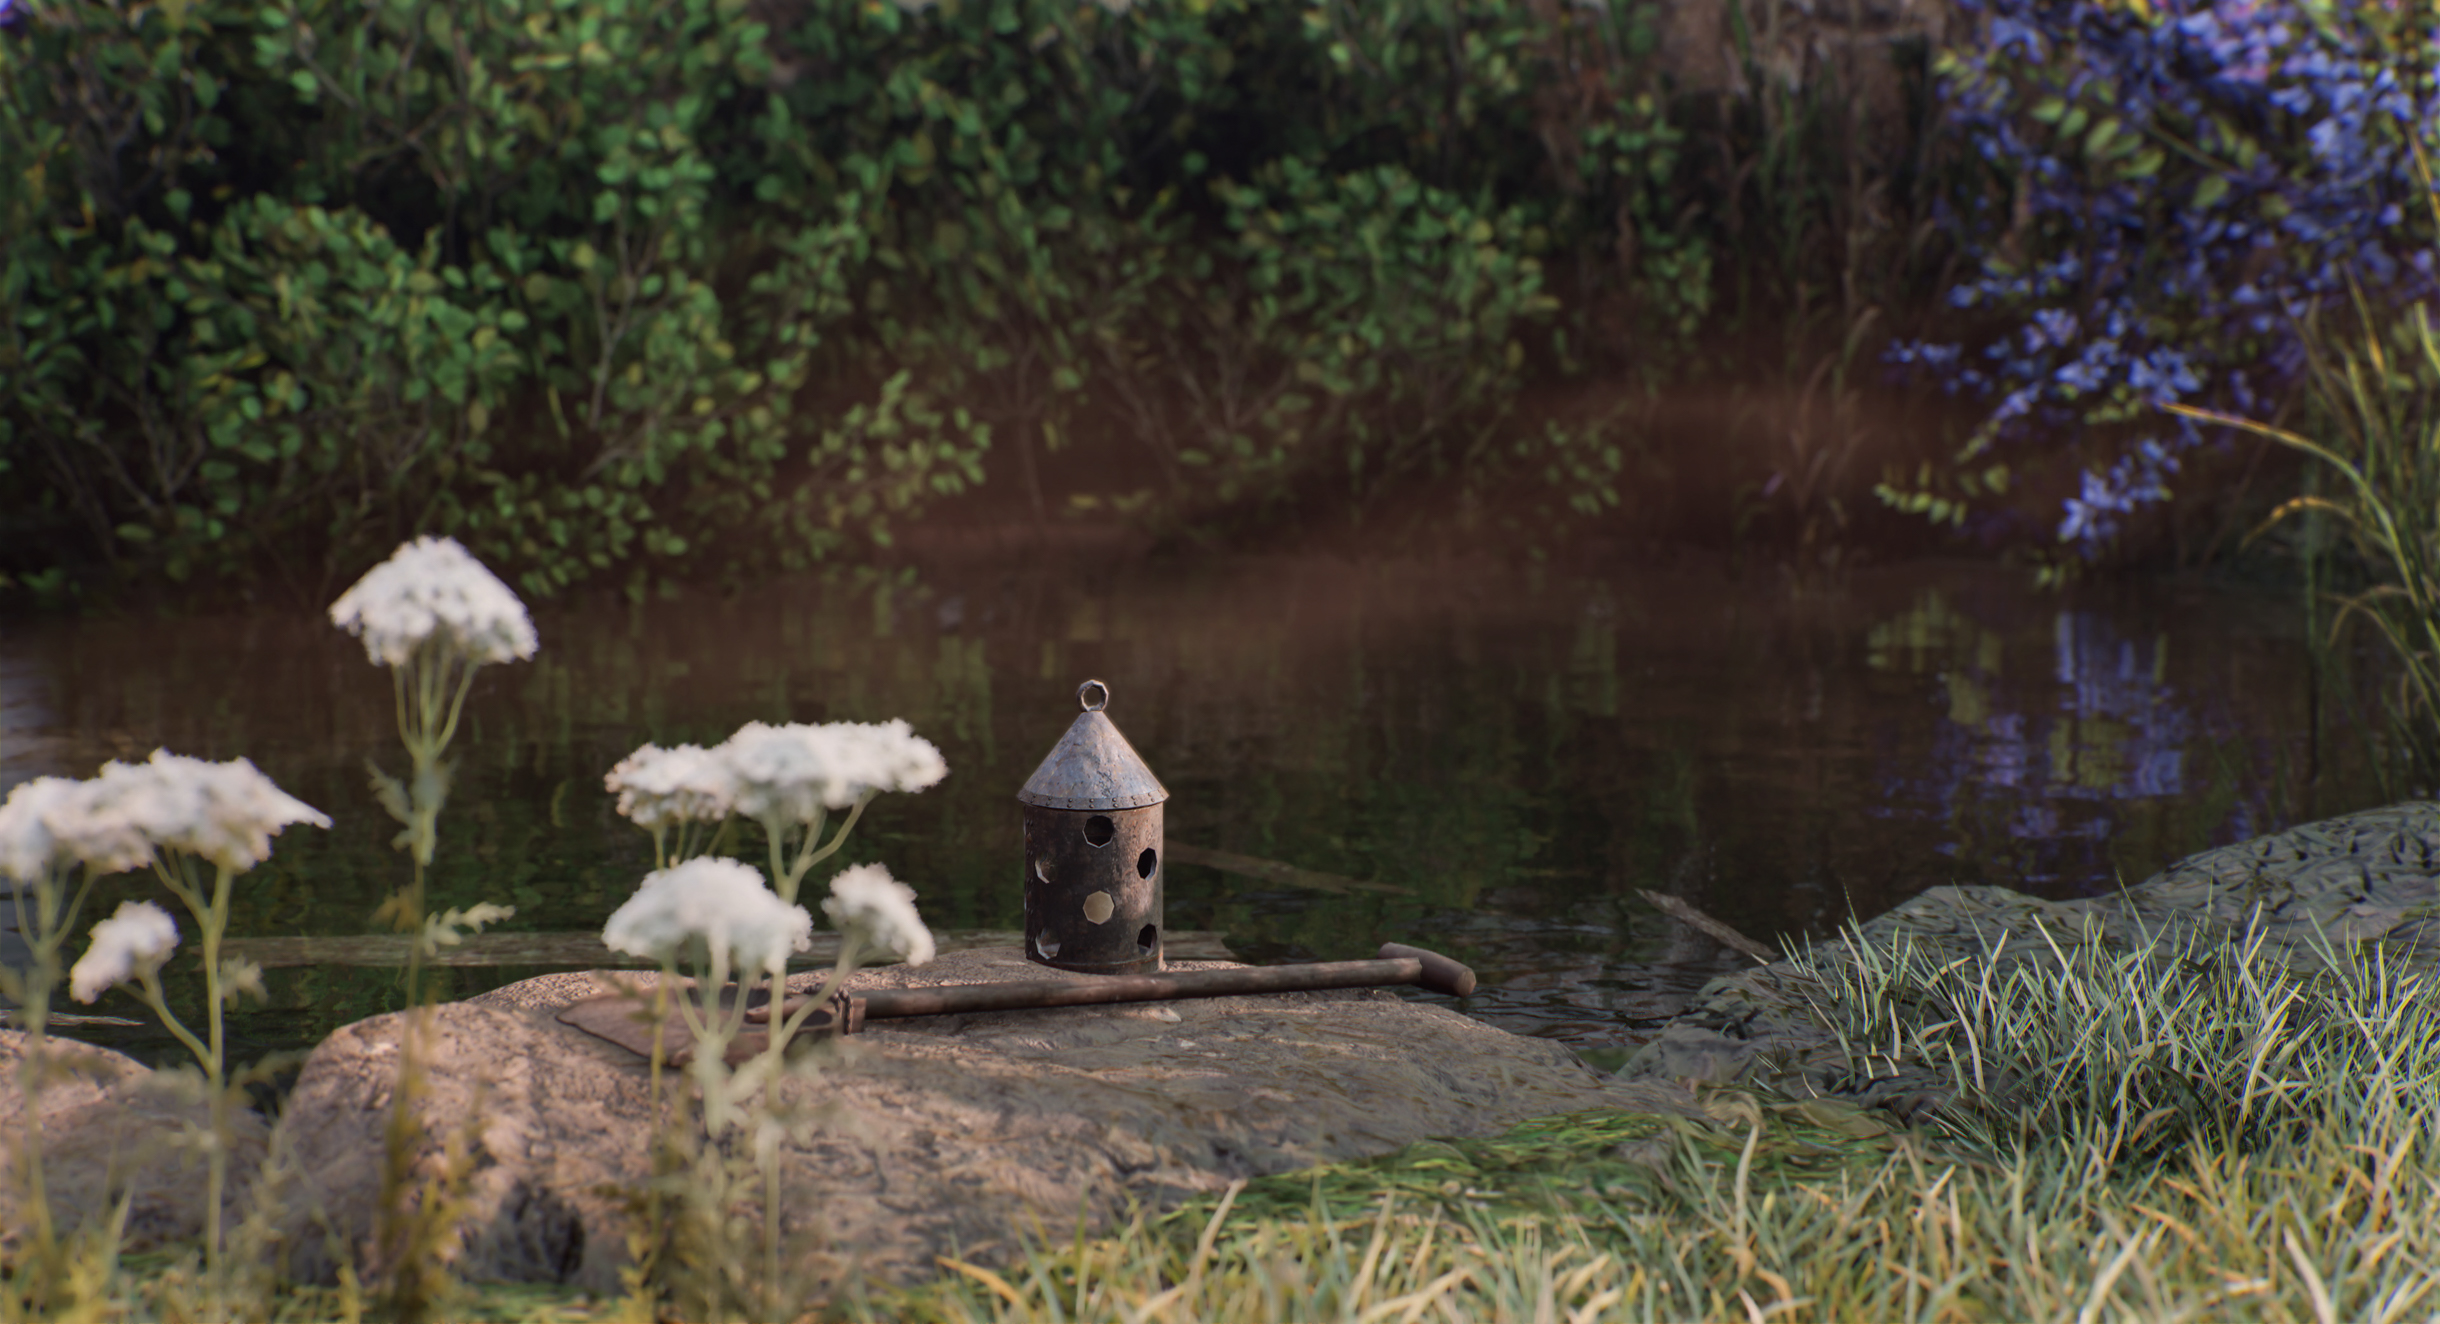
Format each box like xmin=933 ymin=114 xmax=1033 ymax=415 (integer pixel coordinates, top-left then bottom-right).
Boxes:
xmin=763 ymin=1140 xmax=782 ymax=1310
xmin=376 ymin=643 xmax=465 ymax=1323
xmin=6 ymin=862 xmax=93 ymax=1287
xmin=148 ymin=851 xmax=234 ymax=1295
xmin=133 ymin=973 xmax=214 ymax=1079
xmin=764 ymin=809 xmax=814 ymax=906
xmin=780 ymin=795 xmax=871 ymax=903
xmin=749 ymin=931 xmax=877 ymax=1310
xmin=430 ymin=651 xmax=480 ymax=756
xmin=772 ymin=932 xmax=864 ymax=1048
xmin=133 ymin=963 xmax=227 ymax=1312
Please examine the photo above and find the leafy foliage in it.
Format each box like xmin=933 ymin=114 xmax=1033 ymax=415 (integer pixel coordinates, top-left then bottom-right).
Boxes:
xmin=1883 ymin=0 xmax=2440 ymax=564
xmin=0 ymin=0 xmax=990 ymax=601
xmin=20 ymin=0 xmax=2436 ymax=592
xmin=0 ymin=0 xmax=1728 ymax=598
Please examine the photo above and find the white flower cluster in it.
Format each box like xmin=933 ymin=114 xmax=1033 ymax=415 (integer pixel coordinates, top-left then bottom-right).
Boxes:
xmin=810 ymin=718 xmax=950 ymax=808
xmin=602 ymin=857 xmax=813 ymax=973
xmin=69 ymin=900 xmax=181 ymax=1003
xmin=822 ymin=862 xmax=936 ymax=965
xmin=719 ymin=722 xmax=836 ymax=825
xmin=0 ymin=776 xmax=80 ymax=882
xmin=603 ymin=743 xmax=739 ymax=831
xmin=606 ymin=719 xmax=947 ymax=831
xmin=0 ymin=751 xmax=329 ymax=879
xmin=329 ymin=536 xmax=538 ymax=668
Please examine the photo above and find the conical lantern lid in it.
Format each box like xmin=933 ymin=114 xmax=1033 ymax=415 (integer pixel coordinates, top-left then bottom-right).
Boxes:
xmin=1017 ymin=679 xmax=1169 ymax=811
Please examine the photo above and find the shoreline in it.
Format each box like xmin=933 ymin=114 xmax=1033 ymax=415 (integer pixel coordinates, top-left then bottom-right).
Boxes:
xmin=1622 ymin=799 xmax=2440 ymax=1107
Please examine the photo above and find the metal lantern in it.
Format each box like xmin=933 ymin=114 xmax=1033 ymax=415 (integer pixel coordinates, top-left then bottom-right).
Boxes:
xmin=1017 ymin=678 xmax=1167 ymax=975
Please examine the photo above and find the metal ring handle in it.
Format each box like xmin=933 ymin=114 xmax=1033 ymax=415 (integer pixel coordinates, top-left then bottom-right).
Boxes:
xmin=1077 ymin=679 xmax=1110 ymax=712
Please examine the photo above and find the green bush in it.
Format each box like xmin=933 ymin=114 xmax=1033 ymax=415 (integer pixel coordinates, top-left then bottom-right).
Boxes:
xmin=1 ymin=0 xmax=991 ymax=600
xmin=0 ymin=0 xmax=1735 ymax=600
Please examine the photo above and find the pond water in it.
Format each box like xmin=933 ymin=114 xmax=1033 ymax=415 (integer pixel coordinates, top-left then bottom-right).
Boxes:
xmin=0 ymin=554 xmax=2392 ymax=1073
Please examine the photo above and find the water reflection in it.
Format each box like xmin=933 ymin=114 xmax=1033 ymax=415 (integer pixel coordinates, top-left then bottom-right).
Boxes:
xmin=0 ymin=558 xmax=2383 ymax=1062
xmin=1864 ymin=583 xmax=2304 ymax=895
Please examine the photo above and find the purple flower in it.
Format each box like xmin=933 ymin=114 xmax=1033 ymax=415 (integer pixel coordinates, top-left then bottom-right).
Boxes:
xmin=1891 ymin=0 xmax=2439 ymax=558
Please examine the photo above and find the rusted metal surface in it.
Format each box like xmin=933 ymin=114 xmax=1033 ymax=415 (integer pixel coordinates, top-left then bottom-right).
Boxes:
xmin=1020 ymin=680 xmax=1167 ymax=975
xmin=1015 ymin=679 xmax=1169 ymax=811
xmin=1024 ymin=799 xmax=1164 ymax=974
xmin=556 ymin=942 xmax=1478 ymax=1067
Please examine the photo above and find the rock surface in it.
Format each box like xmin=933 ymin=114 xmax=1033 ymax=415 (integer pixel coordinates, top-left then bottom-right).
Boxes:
xmin=15 ymin=800 xmax=2436 ymax=1286
xmin=1620 ymin=800 xmax=2440 ymax=1106
xmin=264 ymin=947 xmax=1701 ymax=1297
xmin=0 ymin=1032 xmax=269 ymax=1252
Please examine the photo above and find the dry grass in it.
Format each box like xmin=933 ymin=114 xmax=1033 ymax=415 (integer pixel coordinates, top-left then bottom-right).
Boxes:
xmin=872 ymin=918 xmax=2440 ymax=1324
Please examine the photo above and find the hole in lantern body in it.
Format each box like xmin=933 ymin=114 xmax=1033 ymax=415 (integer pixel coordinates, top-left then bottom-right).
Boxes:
xmin=1083 ymin=815 xmax=1115 ymax=847
xmin=1137 ymin=925 xmax=1158 ymax=955
xmin=1083 ymin=890 xmax=1115 ymax=924
xmin=1035 ymin=930 xmax=1063 ymax=960
xmin=1136 ymin=847 xmax=1157 ymax=879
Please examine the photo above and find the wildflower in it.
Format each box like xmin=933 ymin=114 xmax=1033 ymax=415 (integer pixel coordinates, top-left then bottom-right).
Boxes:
xmin=0 ymin=775 xmax=79 ymax=881
xmin=2023 ymin=308 xmax=2077 ymax=352
xmin=822 ymin=862 xmax=936 ymax=965
xmin=602 ymin=857 xmax=812 ymax=974
xmin=23 ymin=775 xmax=151 ymax=876
xmin=46 ymin=750 xmax=330 ymax=875
xmin=715 ymin=723 xmax=837 ymax=824
xmin=69 ymin=900 xmax=181 ymax=1003
xmin=329 ymin=536 xmax=538 ymax=668
xmin=821 ymin=719 xmax=949 ymax=803
xmin=718 ymin=719 xmax=948 ymax=821
xmin=1893 ymin=0 xmax=2439 ymax=560
xmin=605 ymin=742 xmax=739 ymax=829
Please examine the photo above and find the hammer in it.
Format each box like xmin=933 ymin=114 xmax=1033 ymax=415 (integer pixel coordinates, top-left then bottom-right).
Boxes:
xmin=743 ymin=941 xmax=1476 ymax=1035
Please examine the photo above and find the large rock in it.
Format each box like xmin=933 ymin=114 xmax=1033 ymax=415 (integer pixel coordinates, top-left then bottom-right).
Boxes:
xmin=0 ymin=1031 xmax=269 ymax=1252
xmin=1619 ymin=801 xmax=2440 ymax=1107
xmin=264 ymin=947 xmax=1700 ymax=1298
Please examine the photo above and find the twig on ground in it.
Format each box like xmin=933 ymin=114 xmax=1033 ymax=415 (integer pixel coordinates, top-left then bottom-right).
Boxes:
xmin=1636 ymin=889 xmax=1779 ymax=964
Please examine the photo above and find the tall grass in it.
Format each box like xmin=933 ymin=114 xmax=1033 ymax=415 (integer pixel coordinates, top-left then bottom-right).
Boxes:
xmin=2172 ymin=153 xmax=2440 ymax=780
xmin=883 ymin=917 xmax=2440 ymax=1323
xmin=2179 ymin=297 xmax=2440 ymax=743
xmin=1788 ymin=915 xmax=2440 ymax=1156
